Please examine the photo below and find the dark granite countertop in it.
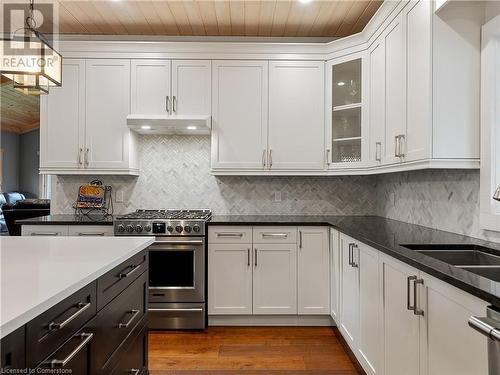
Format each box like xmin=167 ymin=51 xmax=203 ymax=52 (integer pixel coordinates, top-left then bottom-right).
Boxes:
xmin=208 ymin=215 xmax=500 ymax=307
xmin=17 ymin=214 xmax=114 ymax=226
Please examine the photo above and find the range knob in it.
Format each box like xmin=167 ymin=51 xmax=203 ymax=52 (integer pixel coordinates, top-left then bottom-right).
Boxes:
xmin=117 ymin=224 xmax=126 ymax=233
xmin=184 ymin=225 xmax=192 ymax=233
xmin=126 ymin=225 xmax=134 ymax=233
xmin=135 ymin=225 xmax=143 ymax=233
xmin=175 ymin=225 xmax=183 ymax=233
xmin=144 ymin=225 xmax=152 ymax=232
xmin=192 ymin=225 xmax=201 ymax=233
xmin=167 ymin=226 xmax=174 ymax=233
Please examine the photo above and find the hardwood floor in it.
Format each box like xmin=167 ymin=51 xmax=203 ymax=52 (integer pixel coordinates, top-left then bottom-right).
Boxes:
xmin=148 ymin=327 xmax=363 ymax=375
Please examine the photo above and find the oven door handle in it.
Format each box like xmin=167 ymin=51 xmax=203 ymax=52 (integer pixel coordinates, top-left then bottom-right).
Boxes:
xmin=153 ymin=240 xmax=204 ymax=245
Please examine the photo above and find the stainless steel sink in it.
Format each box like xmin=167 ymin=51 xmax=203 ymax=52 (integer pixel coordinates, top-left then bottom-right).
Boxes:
xmin=401 ymin=244 xmax=500 ymax=281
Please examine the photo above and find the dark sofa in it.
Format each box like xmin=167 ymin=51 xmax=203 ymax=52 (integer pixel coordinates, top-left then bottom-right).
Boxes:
xmin=0 ymin=192 xmax=50 ymax=236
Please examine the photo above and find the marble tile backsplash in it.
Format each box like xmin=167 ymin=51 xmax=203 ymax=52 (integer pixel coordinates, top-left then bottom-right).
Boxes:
xmin=51 ymin=135 xmax=500 ymax=242
xmin=52 ymin=135 xmax=378 ymax=216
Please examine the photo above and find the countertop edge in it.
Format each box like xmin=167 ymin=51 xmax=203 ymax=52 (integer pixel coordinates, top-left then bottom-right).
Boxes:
xmin=0 ymin=237 xmax=154 ymax=339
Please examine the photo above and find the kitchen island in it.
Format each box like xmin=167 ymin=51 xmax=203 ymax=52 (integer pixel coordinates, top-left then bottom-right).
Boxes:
xmin=0 ymin=236 xmax=153 ymax=373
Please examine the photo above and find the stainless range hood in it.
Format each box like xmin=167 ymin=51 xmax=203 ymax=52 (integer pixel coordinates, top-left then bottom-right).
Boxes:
xmin=126 ymin=114 xmax=211 ymax=135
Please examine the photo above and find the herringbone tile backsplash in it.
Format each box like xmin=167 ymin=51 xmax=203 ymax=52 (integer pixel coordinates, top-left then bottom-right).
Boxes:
xmin=52 ymin=136 xmax=378 ymax=216
xmin=51 ymin=136 xmax=500 ymax=242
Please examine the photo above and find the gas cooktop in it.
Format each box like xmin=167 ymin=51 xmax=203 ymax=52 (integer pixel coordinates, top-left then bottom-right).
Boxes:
xmin=114 ymin=209 xmax=211 ymax=236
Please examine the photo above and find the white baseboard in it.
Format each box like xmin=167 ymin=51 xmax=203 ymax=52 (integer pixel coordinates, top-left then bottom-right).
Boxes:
xmin=208 ymin=315 xmax=336 ymax=326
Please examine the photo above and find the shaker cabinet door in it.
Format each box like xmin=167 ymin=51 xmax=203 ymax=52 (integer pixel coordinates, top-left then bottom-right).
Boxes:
xmin=130 ymin=59 xmax=171 ymax=115
xmin=85 ymin=59 xmax=131 ymax=170
xmin=268 ymin=61 xmax=325 ymax=170
xmin=211 ymin=60 xmax=268 ymax=170
xmin=40 ymin=59 xmax=85 ymax=170
xmin=172 ymin=60 xmax=211 ymax=116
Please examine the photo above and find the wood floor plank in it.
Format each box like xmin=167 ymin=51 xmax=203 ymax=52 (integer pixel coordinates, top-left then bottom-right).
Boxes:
xmin=148 ymin=327 xmax=362 ymax=375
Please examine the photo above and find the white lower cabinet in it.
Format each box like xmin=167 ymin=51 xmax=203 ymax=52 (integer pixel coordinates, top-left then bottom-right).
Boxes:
xmin=421 ymin=272 xmax=488 ymax=375
xmin=253 ymin=243 xmax=297 ymax=315
xmin=21 ymin=225 xmax=69 ymax=237
xmin=380 ymin=254 xmax=420 ymax=375
xmin=339 ymin=234 xmax=359 ymax=347
xmin=208 ymin=244 xmax=253 ymax=315
xmin=358 ymin=243 xmax=381 ymax=375
xmin=330 ymin=229 xmax=340 ymax=322
xmin=297 ymin=227 xmax=329 ymax=314
xmin=21 ymin=225 xmax=113 ymax=236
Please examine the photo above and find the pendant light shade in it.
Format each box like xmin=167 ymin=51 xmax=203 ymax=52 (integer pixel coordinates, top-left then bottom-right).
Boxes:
xmin=0 ymin=0 xmax=62 ymax=95
xmin=494 ymin=186 xmax=500 ymax=202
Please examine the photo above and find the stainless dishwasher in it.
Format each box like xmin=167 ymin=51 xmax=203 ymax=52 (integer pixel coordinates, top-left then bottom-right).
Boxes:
xmin=469 ymin=306 xmax=500 ymax=375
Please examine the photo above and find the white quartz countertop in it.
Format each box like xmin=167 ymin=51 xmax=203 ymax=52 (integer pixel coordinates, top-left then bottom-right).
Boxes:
xmin=0 ymin=236 xmax=154 ymax=339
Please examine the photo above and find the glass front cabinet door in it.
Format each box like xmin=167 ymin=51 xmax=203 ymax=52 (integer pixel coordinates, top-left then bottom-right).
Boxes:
xmin=325 ymin=53 xmax=368 ymax=169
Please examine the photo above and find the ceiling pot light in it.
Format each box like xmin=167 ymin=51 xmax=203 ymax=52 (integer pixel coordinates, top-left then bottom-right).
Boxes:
xmin=337 ymin=81 xmax=345 ymax=86
xmin=140 ymin=125 xmax=151 ymax=130
xmin=0 ymin=0 xmax=62 ymax=95
xmin=299 ymin=0 xmax=313 ymax=4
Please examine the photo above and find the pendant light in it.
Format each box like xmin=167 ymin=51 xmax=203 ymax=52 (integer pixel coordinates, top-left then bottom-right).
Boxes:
xmin=494 ymin=186 xmax=500 ymax=202
xmin=0 ymin=0 xmax=62 ymax=95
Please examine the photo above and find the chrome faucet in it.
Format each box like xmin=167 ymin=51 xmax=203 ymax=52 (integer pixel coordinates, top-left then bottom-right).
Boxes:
xmin=494 ymin=186 xmax=500 ymax=201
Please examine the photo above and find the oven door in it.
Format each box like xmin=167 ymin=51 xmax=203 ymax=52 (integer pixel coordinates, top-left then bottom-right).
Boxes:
xmin=148 ymin=237 xmax=205 ymax=303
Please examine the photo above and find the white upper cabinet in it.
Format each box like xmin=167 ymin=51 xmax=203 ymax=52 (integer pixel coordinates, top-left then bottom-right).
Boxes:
xmin=383 ymin=12 xmax=406 ymax=165
xmin=404 ymin=0 xmax=431 ymax=162
xmin=211 ymin=60 xmax=268 ymax=170
xmin=86 ymin=59 xmax=134 ymax=170
xmin=41 ymin=59 xmax=138 ymax=175
xmin=368 ymin=39 xmax=385 ymax=166
xmin=40 ymin=59 xmax=85 ymax=171
xmin=130 ymin=60 xmax=171 ymax=115
xmin=297 ymin=227 xmax=329 ymax=314
xmin=172 ymin=60 xmax=211 ymax=116
xmin=131 ymin=59 xmax=211 ymax=117
xmin=268 ymin=61 xmax=325 ymax=170
xmin=326 ymin=53 xmax=368 ymax=168
xmin=481 ymin=13 xmax=500 ymax=232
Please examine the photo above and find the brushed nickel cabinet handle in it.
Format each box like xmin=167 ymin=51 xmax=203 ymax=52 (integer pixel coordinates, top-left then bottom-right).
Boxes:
xmin=407 ymin=275 xmax=417 ymax=311
xmin=269 ymin=149 xmax=273 ymax=168
xmin=262 ymin=149 xmax=267 ymax=167
xmin=31 ymin=232 xmax=60 ymax=236
xmin=77 ymin=232 xmax=105 ymax=236
xmin=48 ymin=302 xmax=92 ymax=330
xmin=395 ymin=136 xmax=399 ymax=158
xmin=262 ymin=233 xmax=288 ymax=238
xmin=413 ymin=278 xmax=424 ymax=316
xmin=173 ymin=95 xmax=177 ymax=113
xmin=119 ymin=264 xmax=141 ymax=279
xmin=399 ymin=134 xmax=405 ymax=158
xmin=84 ymin=148 xmax=89 ymax=166
xmin=247 ymin=248 xmax=250 ymax=267
xmin=118 ymin=309 xmax=140 ymax=328
xmin=326 ymin=149 xmax=331 ymax=166
xmin=351 ymin=244 xmax=359 ymax=268
xmin=348 ymin=243 xmax=353 ymax=266
xmin=299 ymin=231 xmax=303 ymax=249
xmin=216 ymin=232 xmax=243 ymax=238
xmin=166 ymin=96 xmax=171 ymax=114
xmin=254 ymin=248 xmax=258 ymax=267
xmin=78 ymin=148 xmax=83 ymax=165
xmin=375 ymin=142 xmax=382 ymax=162
xmin=44 ymin=333 xmax=93 ymax=368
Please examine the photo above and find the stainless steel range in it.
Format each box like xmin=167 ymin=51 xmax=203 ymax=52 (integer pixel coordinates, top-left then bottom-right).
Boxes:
xmin=114 ymin=209 xmax=211 ymax=330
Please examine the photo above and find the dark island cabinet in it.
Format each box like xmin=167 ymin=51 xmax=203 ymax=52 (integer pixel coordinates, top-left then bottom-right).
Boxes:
xmin=0 ymin=249 xmax=148 ymax=375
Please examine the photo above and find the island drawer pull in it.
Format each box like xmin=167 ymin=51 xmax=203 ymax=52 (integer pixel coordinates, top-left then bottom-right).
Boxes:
xmin=44 ymin=333 xmax=93 ymax=368
xmin=31 ymin=232 xmax=60 ymax=236
xmin=118 ymin=309 xmax=140 ymax=328
xmin=77 ymin=232 xmax=105 ymax=236
xmin=48 ymin=302 xmax=92 ymax=331
xmin=407 ymin=276 xmax=417 ymax=311
xmin=119 ymin=264 xmax=141 ymax=279
xmin=149 ymin=307 xmax=203 ymax=312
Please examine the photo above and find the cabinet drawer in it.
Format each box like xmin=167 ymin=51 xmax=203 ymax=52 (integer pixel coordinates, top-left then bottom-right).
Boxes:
xmin=1 ymin=326 xmax=25 ymax=370
xmin=68 ymin=225 xmax=114 ymax=237
xmin=26 ymin=282 xmax=97 ymax=367
xmin=97 ymin=250 xmax=147 ymax=311
xmin=36 ymin=330 xmax=93 ymax=374
xmin=110 ymin=323 xmax=148 ymax=375
xmin=208 ymin=226 xmax=252 ymax=244
xmin=22 ymin=225 xmax=68 ymax=236
xmin=89 ymin=271 xmax=147 ymax=374
xmin=253 ymin=226 xmax=297 ymax=244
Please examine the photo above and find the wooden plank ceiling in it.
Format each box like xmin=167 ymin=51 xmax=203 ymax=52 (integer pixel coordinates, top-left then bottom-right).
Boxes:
xmin=0 ymin=76 xmax=40 ymax=135
xmin=57 ymin=0 xmax=383 ymax=38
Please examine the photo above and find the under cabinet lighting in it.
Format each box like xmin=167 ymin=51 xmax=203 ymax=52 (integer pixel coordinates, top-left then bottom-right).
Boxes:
xmin=337 ymin=81 xmax=345 ymax=86
xmin=141 ymin=125 xmax=151 ymax=130
xmin=187 ymin=126 xmax=197 ymax=130
xmin=299 ymin=0 xmax=313 ymax=3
